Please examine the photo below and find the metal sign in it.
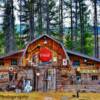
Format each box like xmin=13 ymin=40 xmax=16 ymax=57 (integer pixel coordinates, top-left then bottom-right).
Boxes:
xmin=39 ymin=48 xmax=52 ymax=62
xmin=0 ymin=71 xmax=9 ymax=82
xmin=63 ymin=59 xmax=67 ymax=66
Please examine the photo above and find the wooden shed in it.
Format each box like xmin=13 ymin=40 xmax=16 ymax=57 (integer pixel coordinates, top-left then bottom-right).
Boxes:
xmin=0 ymin=34 xmax=100 ymax=91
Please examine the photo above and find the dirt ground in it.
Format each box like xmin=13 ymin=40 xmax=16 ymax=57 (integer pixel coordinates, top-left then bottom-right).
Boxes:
xmin=0 ymin=92 xmax=100 ymax=100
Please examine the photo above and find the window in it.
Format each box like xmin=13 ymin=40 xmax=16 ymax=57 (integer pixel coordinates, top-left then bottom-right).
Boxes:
xmin=83 ymin=59 xmax=95 ymax=66
xmin=86 ymin=63 xmax=95 ymax=66
xmin=0 ymin=60 xmax=4 ymax=65
xmin=72 ymin=60 xmax=80 ymax=67
xmin=92 ymin=75 xmax=98 ymax=80
xmin=11 ymin=59 xmax=18 ymax=65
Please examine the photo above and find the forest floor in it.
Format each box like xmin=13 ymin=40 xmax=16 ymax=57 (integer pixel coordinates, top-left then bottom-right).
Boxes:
xmin=0 ymin=92 xmax=100 ymax=100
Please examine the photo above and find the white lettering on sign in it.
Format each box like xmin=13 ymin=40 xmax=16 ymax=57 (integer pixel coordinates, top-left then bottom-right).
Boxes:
xmin=0 ymin=71 xmax=9 ymax=81
xmin=39 ymin=48 xmax=52 ymax=62
xmin=40 ymin=54 xmax=50 ymax=57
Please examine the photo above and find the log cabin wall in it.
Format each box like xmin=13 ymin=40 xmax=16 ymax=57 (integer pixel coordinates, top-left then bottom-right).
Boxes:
xmin=68 ymin=54 xmax=100 ymax=71
xmin=68 ymin=53 xmax=100 ymax=84
xmin=0 ymin=51 xmax=23 ymax=68
xmin=0 ymin=51 xmax=23 ymax=83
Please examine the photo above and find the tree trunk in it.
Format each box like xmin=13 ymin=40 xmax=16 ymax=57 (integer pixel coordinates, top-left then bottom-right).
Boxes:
xmin=5 ymin=0 xmax=17 ymax=54
xmin=59 ymin=0 xmax=63 ymax=42
xmin=74 ymin=0 xmax=78 ymax=49
xmin=29 ymin=0 xmax=35 ymax=40
xmin=46 ymin=0 xmax=50 ymax=35
xmin=38 ymin=0 xmax=43 ymax=35
xmin=79 ymin=1 xmax=84 ymax=53
xmin=94 ymin=0 xmax=99 ymax=58
xmin=70 ymin=0 xmax=73 ymax=50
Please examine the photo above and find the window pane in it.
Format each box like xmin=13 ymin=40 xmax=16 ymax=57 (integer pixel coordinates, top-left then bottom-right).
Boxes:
xmin=72 ymin=60 xmax=80 ymax=67
xmin=11 ymin=59 xmax=17 ymax=65
xmin=92 ymin=75 xmax=98 ymax=80
xmin=0 ymin=60 xmax=4 ymax=65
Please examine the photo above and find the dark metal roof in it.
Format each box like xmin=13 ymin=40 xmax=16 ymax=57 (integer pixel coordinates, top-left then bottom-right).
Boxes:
xmin=67 ymin=49 xmax=100 ymax=62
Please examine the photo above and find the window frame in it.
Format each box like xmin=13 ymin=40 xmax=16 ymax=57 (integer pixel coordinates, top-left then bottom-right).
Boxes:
xmin=0 ymin=60 xmax=4 ymax=66
xmin=72 ymin=60 xmax=80 ymax=67
xmin=11 ymin=59 xmax=18 ymax=65
xmin=91 ymin=75 xmax=98 ymax=80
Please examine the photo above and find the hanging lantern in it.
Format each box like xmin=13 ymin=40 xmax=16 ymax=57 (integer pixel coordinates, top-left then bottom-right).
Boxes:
xmin=39 ymin=47 xmax=52 ymax=62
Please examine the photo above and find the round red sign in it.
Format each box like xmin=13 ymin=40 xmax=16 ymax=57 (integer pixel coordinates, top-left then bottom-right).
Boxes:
xmin=39 ymin=47 xmax=52 ymax=62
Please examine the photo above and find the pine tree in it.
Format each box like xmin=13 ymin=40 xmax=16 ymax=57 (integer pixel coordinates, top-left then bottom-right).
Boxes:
xmin=3 ymin=0 xmax=17 ymax=54
xmin=64 ymin=0 xmax=93 ymax=55
xmin=46 ymin=0 xmax=51 ymax=35
xmin=92 ymin=0 xmax=99 ymax=58
xmin=37 ymin=0 xmax=43 ymax=35
xmin=78 ymin=0 xmax=85 ymax=53
xmin=74 ymin=0 xmax=78 ymax=49
xmin=59 ymin=0 xmax=64 ymax=42
xmin=29 ymin=0 xmax=35 ymax=40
